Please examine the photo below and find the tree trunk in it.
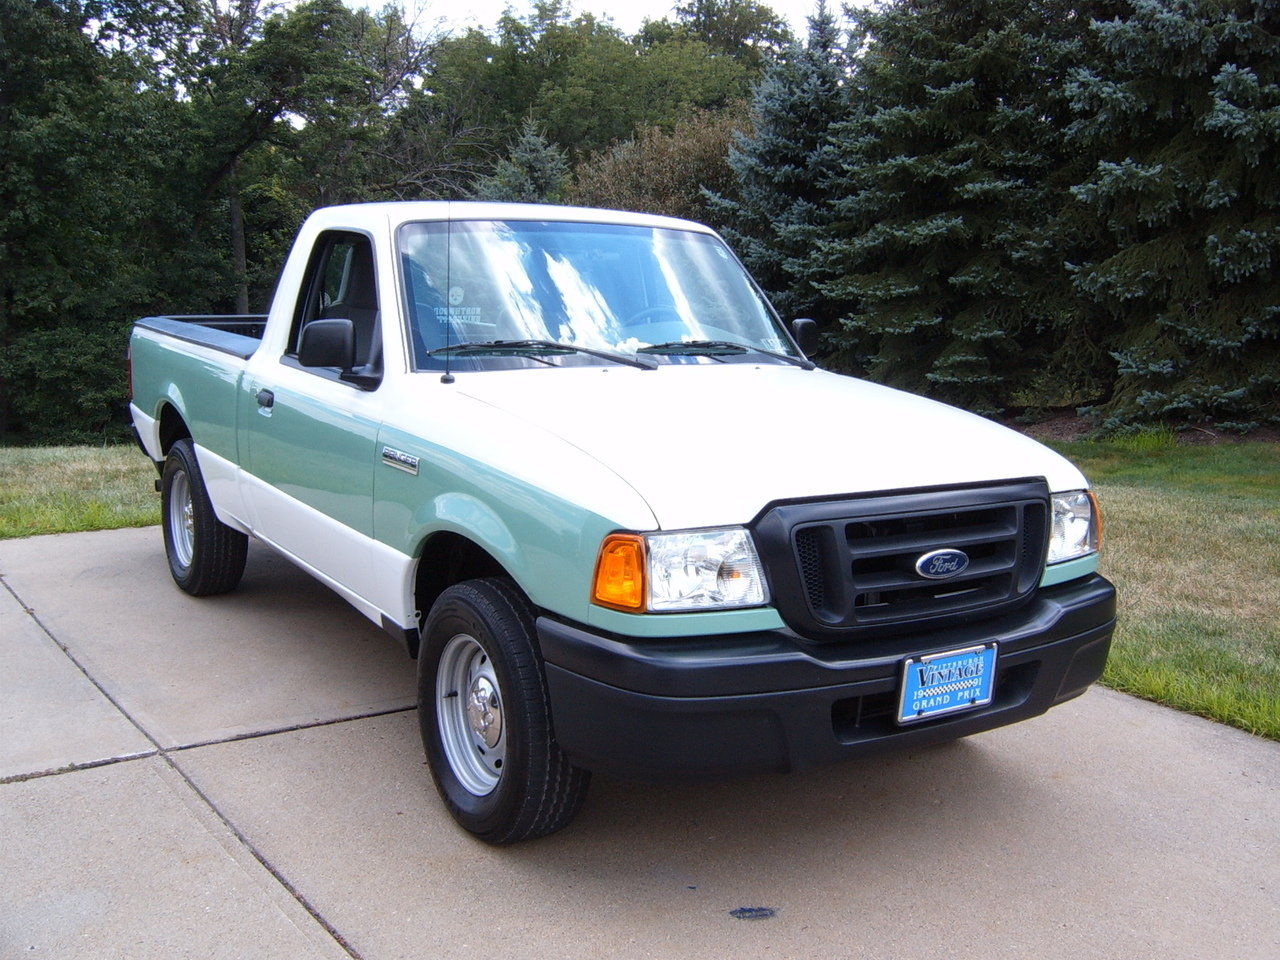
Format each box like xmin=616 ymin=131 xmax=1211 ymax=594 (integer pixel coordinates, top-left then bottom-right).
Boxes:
xmin=229 ymin=158 xmax=249 ymax=314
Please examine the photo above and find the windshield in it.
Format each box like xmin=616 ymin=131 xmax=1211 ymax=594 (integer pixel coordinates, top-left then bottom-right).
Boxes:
xmin=397 ymin=219 xmax=801 ymax=370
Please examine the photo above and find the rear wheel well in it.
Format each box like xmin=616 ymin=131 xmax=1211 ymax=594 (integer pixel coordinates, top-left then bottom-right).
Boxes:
xmin=158 ymin=404 xmax=192 ymax=458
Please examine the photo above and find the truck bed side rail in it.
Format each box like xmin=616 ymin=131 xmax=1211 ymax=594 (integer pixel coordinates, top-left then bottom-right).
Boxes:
xmin=135 ymin=315 xmax=267 ymax=359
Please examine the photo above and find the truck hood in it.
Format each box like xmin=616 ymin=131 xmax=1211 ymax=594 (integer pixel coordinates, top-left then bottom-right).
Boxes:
xmin=453 ymin=364 xmax=1088 ymax=530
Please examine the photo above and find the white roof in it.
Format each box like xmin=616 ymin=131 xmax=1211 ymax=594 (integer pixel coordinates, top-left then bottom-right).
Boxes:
xmin=303 ymin=201 xmax=715 ymax=235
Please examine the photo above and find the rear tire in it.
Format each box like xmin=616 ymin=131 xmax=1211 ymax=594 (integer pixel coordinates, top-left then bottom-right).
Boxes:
xmin=161 ymin=438 xmax=248 ymax=596
xmin=419 ymin=578 xmax=590 ymax=844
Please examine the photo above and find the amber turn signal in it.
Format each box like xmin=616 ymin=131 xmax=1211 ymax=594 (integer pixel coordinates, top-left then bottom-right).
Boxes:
xmin=592 ymin=534 xmax=646 ymax=611
xmin=1089 ymin=489 xmax=1103 ymax=553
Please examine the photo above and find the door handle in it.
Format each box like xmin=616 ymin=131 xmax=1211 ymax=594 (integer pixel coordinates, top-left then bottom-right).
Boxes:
xmin=256 ymin=389 xmax=275 ymax=408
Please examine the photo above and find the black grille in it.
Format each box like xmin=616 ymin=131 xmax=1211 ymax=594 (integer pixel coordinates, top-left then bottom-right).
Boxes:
xmin=754 ymin=481 xmax=1049 ymax=640
xmin=795 ymin=527 xmax=826 ymax=610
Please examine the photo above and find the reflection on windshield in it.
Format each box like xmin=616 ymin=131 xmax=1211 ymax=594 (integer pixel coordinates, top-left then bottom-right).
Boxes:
xmin=397 ymin=219 xmax=798 ymax=369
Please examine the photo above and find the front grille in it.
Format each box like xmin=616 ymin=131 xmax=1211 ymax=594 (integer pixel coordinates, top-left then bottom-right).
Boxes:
xmin=754 ymin=481 xmax=1049 ymax=640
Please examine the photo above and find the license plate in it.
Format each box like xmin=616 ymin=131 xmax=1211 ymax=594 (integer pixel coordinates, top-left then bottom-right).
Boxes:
xmin=897 ymin=644 xmax=997 ymax=725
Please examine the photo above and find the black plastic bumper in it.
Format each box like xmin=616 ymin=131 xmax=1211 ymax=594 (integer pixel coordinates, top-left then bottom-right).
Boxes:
xmin=537 ymin=574 xmax=1116 ymax=781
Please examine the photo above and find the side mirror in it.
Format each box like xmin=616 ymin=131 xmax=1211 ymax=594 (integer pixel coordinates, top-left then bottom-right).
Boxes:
xmin=298 ymin=318 xmax=356 ymax=369
xmin=791 ymin=318 xmax=819 ymax=358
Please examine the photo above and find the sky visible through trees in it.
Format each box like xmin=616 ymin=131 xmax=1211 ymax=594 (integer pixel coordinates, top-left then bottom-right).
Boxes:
xmin=423 ymin=0 xmax=842 ymax=35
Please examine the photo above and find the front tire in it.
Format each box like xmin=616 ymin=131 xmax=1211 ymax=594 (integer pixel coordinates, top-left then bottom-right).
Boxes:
xmin=161 ymin=438 xmax=248 ymax=596
xmin=419 ymin=578 xmax=590 ymax=844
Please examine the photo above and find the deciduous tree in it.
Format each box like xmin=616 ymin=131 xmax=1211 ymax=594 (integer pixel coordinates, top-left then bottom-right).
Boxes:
xmin=0 ymin=0 xmax=196 ymax=441
xmin=569 ymin=104 xmax=749 ymax=220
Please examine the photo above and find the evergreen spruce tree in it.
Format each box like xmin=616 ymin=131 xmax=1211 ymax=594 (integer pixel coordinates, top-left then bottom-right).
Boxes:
xmin=810 ymin=0 xmax=1093 ymax=412
xmin=1065 ymin=0 xmax=1280 ymax=430
xmin=707 ymin=2 xmax=850 ymax=324
xmin=471 ymin=119 xmax=572 ymax=203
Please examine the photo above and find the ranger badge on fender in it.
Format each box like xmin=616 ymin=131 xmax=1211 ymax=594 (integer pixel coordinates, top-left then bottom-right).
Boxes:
xmin=381 ymin=446 xmax=420 ymax=475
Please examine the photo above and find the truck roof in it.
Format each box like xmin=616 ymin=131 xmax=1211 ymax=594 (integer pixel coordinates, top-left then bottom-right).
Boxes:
xmin=303 ymin=201 xmax=718 ymax=235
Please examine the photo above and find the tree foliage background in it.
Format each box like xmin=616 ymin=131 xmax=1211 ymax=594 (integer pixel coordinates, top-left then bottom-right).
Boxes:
xmin=1 ymin=0 xmax=1276 ymax=443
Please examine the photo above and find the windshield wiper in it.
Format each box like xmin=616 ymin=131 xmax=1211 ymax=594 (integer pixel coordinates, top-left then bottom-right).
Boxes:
xmin=426 ymin=340 xmax=656 ymax=370
xmin=637 ymin=340 xmax=815 ymax=369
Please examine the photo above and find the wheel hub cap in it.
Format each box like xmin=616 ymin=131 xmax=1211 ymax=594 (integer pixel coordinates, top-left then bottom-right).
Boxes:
xmin=466 ymin=676 xmax=503 ymax=748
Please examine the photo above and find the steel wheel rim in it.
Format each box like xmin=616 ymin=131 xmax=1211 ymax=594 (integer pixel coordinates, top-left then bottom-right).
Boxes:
xmin=436 ymin=633 xmax=506 ymax=796
xmin=169 ymin=470 xmax=195 ymax=569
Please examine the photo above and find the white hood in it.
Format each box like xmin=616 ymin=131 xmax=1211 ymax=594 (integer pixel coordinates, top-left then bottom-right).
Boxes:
xmin=452 ymin=364 xmax=1089 ymax=531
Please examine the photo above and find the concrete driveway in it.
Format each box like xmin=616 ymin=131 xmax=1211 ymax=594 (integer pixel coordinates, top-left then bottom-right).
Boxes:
xmin=1 ymin=527 xmax=1277 ymax=959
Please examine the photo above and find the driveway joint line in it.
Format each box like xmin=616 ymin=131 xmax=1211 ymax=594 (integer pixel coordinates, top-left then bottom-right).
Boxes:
xmin=3 ymin=575 xmax=163 ymax=754
xmin=0 ymin=573 xmax=369 ymax=960
xmin=0 ymin=751 xmax=160 ymax=785
xmin=165 ymin=751 xmax=369 ymax=960
xmin=167 ymin=705 xmax=417 ymax=753
xmin=0 ymin=705 xmax=416 ymax=785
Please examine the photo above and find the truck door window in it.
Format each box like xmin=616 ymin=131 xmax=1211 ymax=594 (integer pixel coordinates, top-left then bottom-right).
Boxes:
xmin=292 ymin=232 xmax=381 ymax=373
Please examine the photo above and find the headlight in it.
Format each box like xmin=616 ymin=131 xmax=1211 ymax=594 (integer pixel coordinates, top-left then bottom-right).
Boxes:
xmin=1048 ymin=490 xmax=1101 ymax=564
xmin=593 ymin=527 xmax=769 ymax=613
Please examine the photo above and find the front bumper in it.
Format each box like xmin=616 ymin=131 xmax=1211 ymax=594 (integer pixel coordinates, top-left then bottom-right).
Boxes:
xmin=537 ymin=574 xmax=1115 ymax=781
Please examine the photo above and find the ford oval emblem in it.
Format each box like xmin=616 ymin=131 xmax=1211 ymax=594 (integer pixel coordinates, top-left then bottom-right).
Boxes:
xmin=915 ymin=549 xmax=970 ymax=580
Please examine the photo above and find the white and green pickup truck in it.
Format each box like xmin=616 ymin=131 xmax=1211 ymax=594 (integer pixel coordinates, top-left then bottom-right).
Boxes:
xmin=129 ymin=201 xmax=1115 ymax=843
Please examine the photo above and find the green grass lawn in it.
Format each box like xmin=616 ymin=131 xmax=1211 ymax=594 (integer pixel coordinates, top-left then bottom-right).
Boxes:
xmin=0 ymin=446 xmax=160 ymax=537
xmin=1051 ymin=438 xmax=1280 ymax=740
xmin=2 ymin=441 xmax=1277 ymax=741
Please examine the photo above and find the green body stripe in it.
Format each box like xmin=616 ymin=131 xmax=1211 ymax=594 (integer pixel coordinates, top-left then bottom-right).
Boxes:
xmin=1040 ymin=554 xmax=1100 ymax=587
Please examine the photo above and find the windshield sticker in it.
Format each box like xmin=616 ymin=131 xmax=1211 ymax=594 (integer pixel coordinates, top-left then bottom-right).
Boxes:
xmin=435 ymin=305 xmax=482 ymax=321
